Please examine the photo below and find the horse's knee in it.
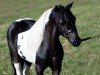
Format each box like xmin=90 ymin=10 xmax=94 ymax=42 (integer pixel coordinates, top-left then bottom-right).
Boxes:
xmin=35 ymin=64 xmax=42 ymax=72
xmin=35 ymin=64 xmax=44 ymax=75
xmin=50 ymin=57 xmax=62 ymax=75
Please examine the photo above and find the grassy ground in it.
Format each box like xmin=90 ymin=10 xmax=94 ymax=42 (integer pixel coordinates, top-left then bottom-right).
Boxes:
xmin=0 ymin=0 xmax=100 ymax=75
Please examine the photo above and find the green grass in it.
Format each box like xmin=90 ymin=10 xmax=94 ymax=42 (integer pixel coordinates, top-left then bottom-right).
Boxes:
xmin=0 ymin=0 xmax=100 ymax=75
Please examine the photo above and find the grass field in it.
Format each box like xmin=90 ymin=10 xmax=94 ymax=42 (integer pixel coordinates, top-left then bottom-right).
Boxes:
xmin=0 ymin=0 xmax=100 ymax=75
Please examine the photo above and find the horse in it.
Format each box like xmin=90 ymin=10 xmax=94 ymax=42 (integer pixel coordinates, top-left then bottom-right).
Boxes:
xmin=7 ymin=3 xmax=81 ymax=75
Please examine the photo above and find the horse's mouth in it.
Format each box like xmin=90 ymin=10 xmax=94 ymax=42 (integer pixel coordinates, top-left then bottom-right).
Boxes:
xmin=72 ymin=36 xmax=93 ymax=46
xmin=71 ymin=40 xmax=81 ymax=47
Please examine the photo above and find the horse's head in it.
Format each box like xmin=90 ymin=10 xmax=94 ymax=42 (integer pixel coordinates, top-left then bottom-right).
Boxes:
xmin=50 ymin=3 xmax=81 ymax=47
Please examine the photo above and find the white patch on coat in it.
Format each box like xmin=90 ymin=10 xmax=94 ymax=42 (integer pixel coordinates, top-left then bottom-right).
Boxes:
xmin=15 ymin=18 xmax=33 ymax=22
xmin=17 ymin=8 xmax=53 ymax=64
xmin=14 ymin=63 xmax=22 ymax=75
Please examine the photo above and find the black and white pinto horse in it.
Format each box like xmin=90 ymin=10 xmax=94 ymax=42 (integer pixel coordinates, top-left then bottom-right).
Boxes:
xmin=7 ymin=3 xmax=81 ymax=75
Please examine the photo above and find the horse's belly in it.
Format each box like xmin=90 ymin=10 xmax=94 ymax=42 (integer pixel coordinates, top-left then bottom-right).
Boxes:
xmin=18 ymin=48 xmax=36 ymax=64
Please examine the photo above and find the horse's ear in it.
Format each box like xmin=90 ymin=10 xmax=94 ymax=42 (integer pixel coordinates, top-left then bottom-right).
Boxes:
xmin=54 ymin=5 xmax=58 ymax=10
xmin=65 ymin=2 xmax=73 ymax=10
xmin=54 ymin=5 xmax=60 ymax=12
xmin=54 ymin=5 xmax=64 ymax=12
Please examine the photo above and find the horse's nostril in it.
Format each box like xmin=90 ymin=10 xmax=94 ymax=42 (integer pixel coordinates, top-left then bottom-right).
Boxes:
xmin=71 ymin=37 xmax=75 ymax=42
xmin=74 ymin=40 xmax=78 ymax=45
xmin=70 ymin=37 xmax=81 ymax=47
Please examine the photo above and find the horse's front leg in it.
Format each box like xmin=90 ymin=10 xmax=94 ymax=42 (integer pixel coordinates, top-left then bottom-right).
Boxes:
xmin=35 ymin=53 xmax=48 ymax=75
xmin=35 ymin=60 xmax=47 ymax=75
xmin=51 ymin=56 xmax=63 ymax=75
xmin=52 ymin=70 xmax=60 ymax=75
xmin=35 ymin=64 xmax=44 ymax=75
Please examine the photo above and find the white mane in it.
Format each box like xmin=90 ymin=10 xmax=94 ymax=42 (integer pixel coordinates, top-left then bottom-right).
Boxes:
xmin=17 ymin=8 xmax=53 ymax=63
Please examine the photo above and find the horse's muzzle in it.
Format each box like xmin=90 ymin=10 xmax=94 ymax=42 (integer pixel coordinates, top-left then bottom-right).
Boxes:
xmin=70 ymin=36 xmax=81 ymax=47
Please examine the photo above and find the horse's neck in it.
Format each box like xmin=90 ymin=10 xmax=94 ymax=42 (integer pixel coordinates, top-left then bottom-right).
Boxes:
xmin=29 ymin=8 xmax=53 ymax=32
xmin=24 ymin=8 xmax=53 ymax=51
xmin=44 ymin=22 xmax=59 ymax=42
xmin=26 ymin=8 xmax=53 ymax=44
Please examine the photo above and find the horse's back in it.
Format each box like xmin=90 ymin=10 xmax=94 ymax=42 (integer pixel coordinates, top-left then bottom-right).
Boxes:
xmin=8 ymin=18 xmax=35 ymax=34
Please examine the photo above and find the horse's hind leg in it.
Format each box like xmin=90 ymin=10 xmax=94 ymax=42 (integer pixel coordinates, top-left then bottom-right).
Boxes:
xmin=11 ymin=59 xmax=22 ymax=75
xmin=13 ymin=62 xmax=22 ymax=75
xmin=10 ymin=50 xmax=22 ymax=75
xmin=22 ymin=60 xmax=32 ymax=75
xmin=8 ymin=43 xmax=31 ymax=75
xmin=11 ymin=57 xmax=31 ymax=75
xmin=10 ymin=60 xmax=17 ymax=75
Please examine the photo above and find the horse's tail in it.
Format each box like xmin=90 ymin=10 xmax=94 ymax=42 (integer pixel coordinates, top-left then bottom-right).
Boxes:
xmin=7 ymin=22 xmax=17 ymax=52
